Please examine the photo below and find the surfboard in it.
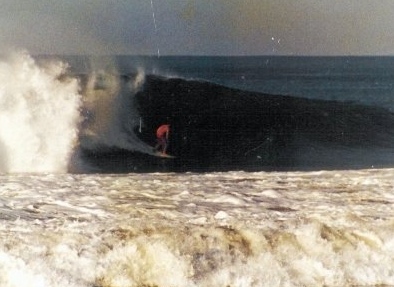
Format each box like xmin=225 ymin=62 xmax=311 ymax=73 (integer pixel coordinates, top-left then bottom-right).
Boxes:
xmin=154 ymin=151 xmax=176 ymax=158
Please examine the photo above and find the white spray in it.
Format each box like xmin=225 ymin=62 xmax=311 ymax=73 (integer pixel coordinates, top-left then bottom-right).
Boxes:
xmin=80 ymin=65 xmax=152 ymax=154
xmin=0 ymin=52 xmax=81 ymax=173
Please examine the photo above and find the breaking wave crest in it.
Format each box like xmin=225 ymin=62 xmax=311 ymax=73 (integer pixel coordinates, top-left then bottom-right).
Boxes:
xmin=0 ymin=53 xmax=153 ymax=173
xmin=0 ymin=52 xmax=81 ymax=173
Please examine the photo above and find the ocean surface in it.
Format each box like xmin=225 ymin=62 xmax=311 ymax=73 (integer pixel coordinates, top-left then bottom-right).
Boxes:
xmin=1 ymin=52 xmax=394 ymax=286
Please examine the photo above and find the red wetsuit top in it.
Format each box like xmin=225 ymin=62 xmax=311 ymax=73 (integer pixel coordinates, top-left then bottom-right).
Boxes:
xmin=156 ymin=124 xmax=170 ymax=138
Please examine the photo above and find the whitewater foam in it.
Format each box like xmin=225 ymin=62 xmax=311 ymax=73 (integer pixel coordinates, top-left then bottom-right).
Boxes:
xmin=0 ymin=169 xmax=393 ymax=286
xmin=0 ymin=52 xmax=81 ymax=173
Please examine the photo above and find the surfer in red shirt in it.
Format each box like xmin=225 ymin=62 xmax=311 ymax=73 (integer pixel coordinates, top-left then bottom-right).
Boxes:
xmin=155 ymin=124 xmax=170 ymax=155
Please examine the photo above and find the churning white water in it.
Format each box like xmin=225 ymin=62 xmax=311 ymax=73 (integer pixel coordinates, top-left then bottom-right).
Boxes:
xmin=0 ymin=52 xmax=81 ymax=172
xmin=0 ymin=169 xmax=393 ymax=287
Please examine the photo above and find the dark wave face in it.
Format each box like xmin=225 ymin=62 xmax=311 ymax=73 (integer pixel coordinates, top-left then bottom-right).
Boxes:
xmin=80 ymin=74 xmax=394 ymax=173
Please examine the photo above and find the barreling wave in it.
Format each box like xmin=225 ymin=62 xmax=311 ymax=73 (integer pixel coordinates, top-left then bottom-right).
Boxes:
xmin=80 ymin=72 xmax=394 ymax=173
xmin=2 ymin=53 xmax=394 ymax=173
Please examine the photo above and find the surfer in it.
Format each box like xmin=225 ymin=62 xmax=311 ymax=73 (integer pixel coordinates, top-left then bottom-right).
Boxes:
xmin=155 ymin=124 xmax=170 ymax=155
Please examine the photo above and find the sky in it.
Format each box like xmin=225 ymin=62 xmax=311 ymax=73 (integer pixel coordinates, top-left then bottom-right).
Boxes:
xmin=1 ymin=0 xmax=394 ymax=56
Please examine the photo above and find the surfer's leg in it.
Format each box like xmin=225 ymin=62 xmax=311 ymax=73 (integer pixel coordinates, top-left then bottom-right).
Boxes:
xmin=163 ymin=142 xmax=168 ymax=155
xmin=155 ymin=138 xmax=165 ymax=153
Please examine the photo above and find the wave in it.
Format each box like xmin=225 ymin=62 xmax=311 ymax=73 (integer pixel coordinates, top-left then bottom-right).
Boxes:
xmin=2 ymin=53 xmax=394 ymax=173
xmin=0 ymin=53 xmax=156 ymax=173
xmin=81 ymin=73 xmax=394 ymax=173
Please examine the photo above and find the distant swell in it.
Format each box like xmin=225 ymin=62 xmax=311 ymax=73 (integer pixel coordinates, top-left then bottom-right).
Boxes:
xmin=80 ymin=74 xmax=394 ymax=172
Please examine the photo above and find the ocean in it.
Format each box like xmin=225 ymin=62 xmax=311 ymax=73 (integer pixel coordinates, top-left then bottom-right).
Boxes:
xmin=1 ymin=52 xmax=394 ymax=286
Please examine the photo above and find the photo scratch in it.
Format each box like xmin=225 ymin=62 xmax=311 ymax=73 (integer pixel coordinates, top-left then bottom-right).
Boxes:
xmin=150 ymin=0 xmax=160 ymax=57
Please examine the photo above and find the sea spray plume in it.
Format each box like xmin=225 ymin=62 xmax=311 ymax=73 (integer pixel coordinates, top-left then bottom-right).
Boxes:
xmin=0 ymin=52 xmax=81 ymax=173
xmin=131 ymin=67 xmax=145 ymax=91
xmin=124 ymin=67 xmax=146 ymax=137
xmin=79 ymin=67 xmax=152 ymax=154
xmin=81 ymin=69 xmax=120 ymax=144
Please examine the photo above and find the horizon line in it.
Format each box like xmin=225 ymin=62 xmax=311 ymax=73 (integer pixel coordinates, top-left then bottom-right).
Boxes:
xmin=32 ymin=53 xmax=394 ymax=58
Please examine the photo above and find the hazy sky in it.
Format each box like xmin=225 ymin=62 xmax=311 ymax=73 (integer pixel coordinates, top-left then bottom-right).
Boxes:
xmin=1 ymin=0 xmax=394 ymax=56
